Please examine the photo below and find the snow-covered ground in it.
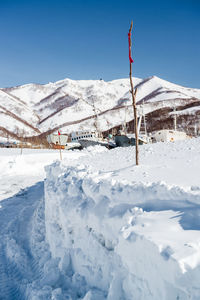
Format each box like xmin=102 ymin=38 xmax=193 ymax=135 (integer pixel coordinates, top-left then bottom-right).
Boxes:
xmin=0 ymin=139 xmax=200 ymax=299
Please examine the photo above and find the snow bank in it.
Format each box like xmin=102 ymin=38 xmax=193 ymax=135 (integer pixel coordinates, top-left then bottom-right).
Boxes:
xmin=1 ymin=140 xmax=200 ymax=299
xmin=44 ymin=141 xmax=200 ymax=299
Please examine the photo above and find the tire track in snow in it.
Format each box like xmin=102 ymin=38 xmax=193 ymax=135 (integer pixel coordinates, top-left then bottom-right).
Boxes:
xmin=0 ymin=244 xmax=23 ymax=300
xmin=0 ymin=182 xmax=46 ymax=299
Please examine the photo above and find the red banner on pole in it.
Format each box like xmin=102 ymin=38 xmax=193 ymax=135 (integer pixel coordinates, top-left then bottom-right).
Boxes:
xmin=128 ymin=32 xmax=134 ymax=64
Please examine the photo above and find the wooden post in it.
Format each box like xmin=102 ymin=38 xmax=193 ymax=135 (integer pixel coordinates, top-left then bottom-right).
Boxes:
xmin=128 ymin=21 xmax=139 ymax=165
xmin=58 ymin=132 xmax=62 ymax=161
xmin=20 ymin=136 xmax=23 ymax=155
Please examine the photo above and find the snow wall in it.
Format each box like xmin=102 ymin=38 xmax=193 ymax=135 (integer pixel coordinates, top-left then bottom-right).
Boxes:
xmin=44 ymin=161 xmax=200 ymax=300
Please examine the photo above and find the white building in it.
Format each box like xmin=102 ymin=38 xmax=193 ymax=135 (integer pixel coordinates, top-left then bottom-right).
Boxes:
xmin=153 ymin=129 xmax=188 ymax=143
xmin=47 ymin=134 xmax=68 ymax=146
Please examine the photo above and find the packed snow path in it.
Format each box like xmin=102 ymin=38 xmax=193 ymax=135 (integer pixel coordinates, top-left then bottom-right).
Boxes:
xmin=0 ymin=182 xmax=44 ymax=299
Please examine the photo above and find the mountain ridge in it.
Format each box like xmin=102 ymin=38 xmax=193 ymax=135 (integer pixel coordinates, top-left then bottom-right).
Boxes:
xmin=0 ymin=76 xmax=200 ymax=141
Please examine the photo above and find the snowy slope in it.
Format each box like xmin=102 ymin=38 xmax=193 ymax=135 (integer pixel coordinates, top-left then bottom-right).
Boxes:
xmin=0 ymin=89 xmax=40 ymax=137
xmin=0 ymin=76 xmax=200 ymax=139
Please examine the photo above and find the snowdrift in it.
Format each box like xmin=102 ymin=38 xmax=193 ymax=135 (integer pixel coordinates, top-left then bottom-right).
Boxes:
xmin=44 ymin=141 xmax=200 ymax=299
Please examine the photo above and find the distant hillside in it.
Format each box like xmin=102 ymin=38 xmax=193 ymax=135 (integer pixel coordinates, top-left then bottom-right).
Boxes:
xmin=0 ymin=76 xmax=200 ymax=141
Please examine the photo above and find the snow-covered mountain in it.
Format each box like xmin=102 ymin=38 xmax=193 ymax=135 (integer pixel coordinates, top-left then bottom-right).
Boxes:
xmin=1 ymin=76 xmax=200 ymax=140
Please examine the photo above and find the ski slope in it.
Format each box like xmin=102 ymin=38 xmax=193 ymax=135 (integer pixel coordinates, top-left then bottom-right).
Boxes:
xmin=0 ymin=138 xmax=200 ymax=299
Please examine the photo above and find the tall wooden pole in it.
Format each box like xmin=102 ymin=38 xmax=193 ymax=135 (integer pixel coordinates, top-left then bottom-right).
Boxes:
xmin=128 ymin=21 xmax=139 ymax=165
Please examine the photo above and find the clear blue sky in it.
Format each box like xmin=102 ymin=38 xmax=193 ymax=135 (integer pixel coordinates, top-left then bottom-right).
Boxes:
xmin=0 ymin=0 xmax=200 ymax=88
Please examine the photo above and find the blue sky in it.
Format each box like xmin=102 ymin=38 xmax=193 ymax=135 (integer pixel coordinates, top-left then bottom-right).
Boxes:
xmin=0 ymin=0 xmax=200 ymax=88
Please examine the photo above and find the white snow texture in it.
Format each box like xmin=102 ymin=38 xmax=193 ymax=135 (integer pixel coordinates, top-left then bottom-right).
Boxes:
xmin=1 ymin=139 xmax=200 ymax=299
